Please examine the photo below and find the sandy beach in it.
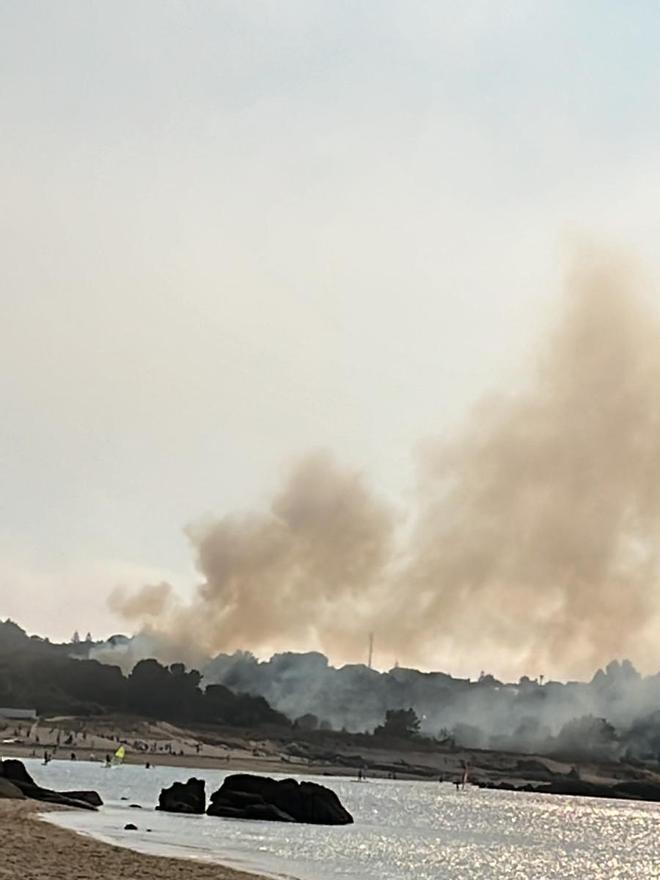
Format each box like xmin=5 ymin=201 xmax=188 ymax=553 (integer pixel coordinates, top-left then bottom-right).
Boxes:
xmin=0 ymin=801 xmax=266 ymax=880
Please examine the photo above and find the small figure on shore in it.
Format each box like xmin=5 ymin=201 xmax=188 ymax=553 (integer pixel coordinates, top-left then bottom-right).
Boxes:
xmin=145 ymin=761 xmax=151 ymax=769
xmin=357 ymin=768 xmax=364 ymax=782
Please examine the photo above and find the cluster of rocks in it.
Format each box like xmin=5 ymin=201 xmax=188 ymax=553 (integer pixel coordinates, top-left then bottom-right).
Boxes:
xmin=0 ymin=759 xmax=102 ymax=809
xmin=158 ymin=773 xmax=354 ymax=825
xmin=479 ymin=775 xmax=660 ymax=802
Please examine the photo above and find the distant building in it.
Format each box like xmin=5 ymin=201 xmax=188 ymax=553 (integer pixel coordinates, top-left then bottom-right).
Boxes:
xmin=0 ymin=708 xmax=37 ymax=721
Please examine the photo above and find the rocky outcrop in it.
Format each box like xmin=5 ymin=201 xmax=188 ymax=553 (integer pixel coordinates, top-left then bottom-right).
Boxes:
xmin=479 ymin=774 xmax=660 ymax=803
xmin=532 ymin=777 xmax=660 ymax=801
xmin=1 ymin=760 xmax=35 ymax=787
xmin=59 ymin=790 xmax=104 ymax=807
xmin=610 ymin=780 xmax=660 ymax=801
xmin=157 ymin=778 xmax=206 ymax=814
xmin=0 ymin=760 xmax=101 ymax=810
xmin=208 ymin=774 xmax=353 ymax=825
xmin=0 ymin=778 xmax=25 ymax=799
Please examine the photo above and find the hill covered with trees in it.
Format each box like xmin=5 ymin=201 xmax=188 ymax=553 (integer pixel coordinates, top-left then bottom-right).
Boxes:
xmin=204 ymin=649 xmax=660 ymax=763
xmin=0 ymin=619 xmax=288 ymax=729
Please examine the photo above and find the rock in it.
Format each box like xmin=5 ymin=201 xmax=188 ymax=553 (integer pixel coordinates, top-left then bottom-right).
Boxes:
xmin=124 ymin=823 xmax=138 ymax=831
xmin=530 ymin=776 xmax=660 ymax=802
xmin=205 ymin=803 xmax=249 ymax=820
xmin=0 ymin=779 xmax=25 ymax=799
xmin=0 ymin=760 xmax=101 ymax=810
xmin=611 ymin=781 xmax=660 ymax=802
xmin=0 ymin=759 xmax=37 ymax=787
xmin=208 ymin=774 xmax=353 ymax=825
xmin=244 ymin=803 xmax=297 ymax=822
xmin=477 ymin=775 xmax=660 ymax=804
xmin=60 ymin=790 xmax=104 ymax=808
xmin=129 ymin=804 xmax=142 ymax=809
xmin=534 ymin=779 xmax=624 ymax=799
xmin=157 ymin=778 xmax=206 ymax=814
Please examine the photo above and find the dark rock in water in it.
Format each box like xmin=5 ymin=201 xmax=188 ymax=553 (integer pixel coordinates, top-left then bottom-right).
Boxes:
xmin=124 ymin=823 xmax=138 ymax=831
xmin=0 ymin=779 xmax=25 ymax=799
xmin=0 ymin=760 xmax=101 ymax=810
xmin=244 ymin=803 xmax=297 ymax=822
xmin=0 ymin=759 xmax=37 ymax=787
xmin=529 ymin=776 xmax=660 ymax=803
xmin=210 ymin=799 xmax=295 ymax=822
xmin=60 ymin=790 xmax=103 ymax=808
xmin=611 ymin=781 xmax=660 ymax=802
xmin=534 ymin=779 xmax=624 ymax=799
xmin=129 ymin=804 xmax=142 ymax=809
xmin=157 ymin=777 xmax=206 ymax=814
xmin=208 ymin=774 xmax=353 ymax=825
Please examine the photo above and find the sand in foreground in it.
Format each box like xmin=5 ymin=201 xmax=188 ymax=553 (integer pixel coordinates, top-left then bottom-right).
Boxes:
xmin=0 ymin=801 xmax=266 ymax=880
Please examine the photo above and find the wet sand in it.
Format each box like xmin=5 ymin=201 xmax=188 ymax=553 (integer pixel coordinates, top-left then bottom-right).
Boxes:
xmin=0 ymin=801 xmax=266 ymax=880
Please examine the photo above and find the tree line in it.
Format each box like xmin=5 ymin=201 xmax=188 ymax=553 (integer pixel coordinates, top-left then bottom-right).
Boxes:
xmin=0 ymin=620 xmax=288 ymax=728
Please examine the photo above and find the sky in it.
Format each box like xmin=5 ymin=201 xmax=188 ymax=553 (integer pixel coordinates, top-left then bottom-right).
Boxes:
xmin=3 ymin=1 xmax=660 ymax=671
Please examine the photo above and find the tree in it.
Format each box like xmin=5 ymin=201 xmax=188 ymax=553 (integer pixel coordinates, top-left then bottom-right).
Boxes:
xmin=554 ymin=715 xmax=619 ymax=760
xmin=71 ymin=631 xmax=80 ymax=644
xmin=374 ymin=707 xmax=421 ymax=739
xmin=294 ymin=713 xmax=319 ymax=731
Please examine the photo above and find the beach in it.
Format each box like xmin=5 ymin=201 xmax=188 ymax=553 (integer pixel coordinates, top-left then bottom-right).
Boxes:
xmin=0 ymin=801 xmax=264 ymax=880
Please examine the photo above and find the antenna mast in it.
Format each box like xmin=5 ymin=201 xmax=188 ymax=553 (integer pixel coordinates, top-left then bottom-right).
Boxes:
xmin=367 ymin=632 xmax=374 ymax=669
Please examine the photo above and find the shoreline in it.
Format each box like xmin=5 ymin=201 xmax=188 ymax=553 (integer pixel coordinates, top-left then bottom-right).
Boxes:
xmin=0 ymin=741 xmax=348 ymax=778
xmin=0 ymin=801 xmax=269 ymax=880
xmin=5 ymin=716 xmax=660 ymax=799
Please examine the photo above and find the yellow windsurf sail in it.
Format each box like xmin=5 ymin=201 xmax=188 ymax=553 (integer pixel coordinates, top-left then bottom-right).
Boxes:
xmin=111 ymin=745 xmax=126 ymax=765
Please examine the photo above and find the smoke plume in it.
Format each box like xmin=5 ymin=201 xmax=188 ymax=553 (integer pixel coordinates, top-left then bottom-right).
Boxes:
xmin=112 ymin=254 xmax=660 ymax=679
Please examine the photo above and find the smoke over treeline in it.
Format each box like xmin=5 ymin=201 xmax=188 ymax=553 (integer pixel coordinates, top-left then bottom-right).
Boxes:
xmin=202 ymin=650 xmax=660 ymax=760
xmin=111 ymin=255 xmax=660 ymax=679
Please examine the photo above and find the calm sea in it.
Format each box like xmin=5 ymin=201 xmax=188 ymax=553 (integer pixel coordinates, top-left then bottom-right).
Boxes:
xmin=27 ymin=758 xmax=659 ymax=879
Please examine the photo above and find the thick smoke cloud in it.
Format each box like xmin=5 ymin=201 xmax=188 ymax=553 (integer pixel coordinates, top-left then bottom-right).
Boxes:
xmin=110 ymin=453 xmax=396 ymax=665
xmin=112 ymin=255 xmax=660 ymax=679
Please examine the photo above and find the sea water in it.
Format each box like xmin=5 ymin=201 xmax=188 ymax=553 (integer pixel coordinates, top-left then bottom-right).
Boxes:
xmin=27 ymin=759 xmax=659 ymax=879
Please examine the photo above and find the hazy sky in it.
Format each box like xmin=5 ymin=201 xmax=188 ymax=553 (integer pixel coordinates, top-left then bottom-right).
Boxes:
xmin=3 ymin=2 xmax=660 ymax=662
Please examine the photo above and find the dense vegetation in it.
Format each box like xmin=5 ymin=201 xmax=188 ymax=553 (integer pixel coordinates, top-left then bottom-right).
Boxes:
xmin=0 ymin=620 xmax=288 ymax=728
xmin=205 ymin=649 xmax=660 ymax=763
